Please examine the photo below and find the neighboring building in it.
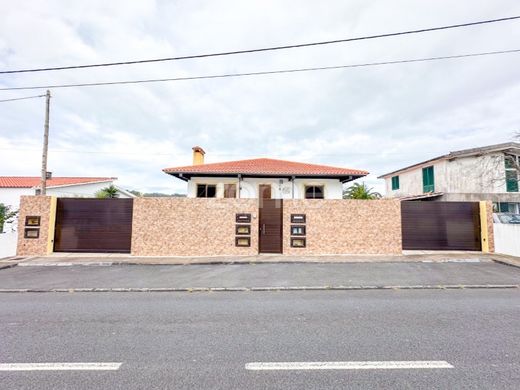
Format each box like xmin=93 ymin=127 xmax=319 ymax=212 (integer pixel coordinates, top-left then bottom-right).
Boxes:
xmin=0 ymin=175 xmax=134 ymax=211
xmin=163 ymin=146 xmax=368 ymax=199
xmin=378 ymin=142 xmax=520 ymax=212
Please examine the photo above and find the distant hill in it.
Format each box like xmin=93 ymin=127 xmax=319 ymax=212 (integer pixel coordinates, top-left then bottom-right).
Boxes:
xmin=128 ymin=190 xmax=187 ymax=197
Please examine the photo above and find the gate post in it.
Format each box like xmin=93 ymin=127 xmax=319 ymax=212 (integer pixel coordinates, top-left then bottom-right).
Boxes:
xmin=46 ymin=196 xmax=57 ymax=254
xmin=479 ymin=201 xmax=490 ymax=253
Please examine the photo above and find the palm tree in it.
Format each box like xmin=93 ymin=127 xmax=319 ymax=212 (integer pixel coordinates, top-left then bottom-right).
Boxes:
xmin=343 ymin=182 xmax=382 ymax=200
xmin=95 ymin=185 xmax=120 ymax=199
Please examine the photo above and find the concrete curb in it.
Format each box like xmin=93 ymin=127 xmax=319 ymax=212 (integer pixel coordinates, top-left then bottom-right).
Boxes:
xmin=0 ymin=263 xmax=18 ymax=271
xmin=492 ymin=258 xmax=520 ymax=269
xmin=16 ymin=258 xmax=493 ymax=267
xmin=0 ymin=284 xmax=518 ymax=293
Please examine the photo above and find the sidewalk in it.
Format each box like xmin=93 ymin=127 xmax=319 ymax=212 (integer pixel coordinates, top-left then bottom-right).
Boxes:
xmin=1 ymin=251 xmax=505 ymax=267
xmin=0 ymin=261 xmax=519 ymax=292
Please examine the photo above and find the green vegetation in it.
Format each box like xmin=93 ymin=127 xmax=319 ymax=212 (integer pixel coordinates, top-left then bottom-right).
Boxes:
xmin=0 ymin=203 xmax=18 ymax=233
xmin=95 ymin=185 xmax=120 ymax=199
xmin=343 ymin=182 xmax=382 ymax=200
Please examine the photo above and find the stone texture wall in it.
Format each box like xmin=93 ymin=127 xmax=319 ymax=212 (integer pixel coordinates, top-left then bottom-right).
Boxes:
xmin=486 ymin=201 xmax=495 ymax=253
xmin=131 ymin=198 xmax=259 ymax=256
xmin=16 ymin=196 xmax=53 ymax=256
xmin=283 ymin=199 xmax=402 ymax=255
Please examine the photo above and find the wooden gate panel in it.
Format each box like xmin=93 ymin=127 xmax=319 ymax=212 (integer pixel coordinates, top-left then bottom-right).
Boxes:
xmin=54 ymin=198 xmax=133 ymax=253
xmin=401 ymin=202 xmax=481 ymax=251
xmin=259 ymin=199 xmax=283 ymax=254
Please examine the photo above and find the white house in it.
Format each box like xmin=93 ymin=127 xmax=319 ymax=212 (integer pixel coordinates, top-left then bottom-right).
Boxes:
xmin=163 ymin=146 xmax=368 ymax=199
xmin=378 ymin=142 xmax=520 ymax=213
xmin=0 ymin=175 xmax=134 ymax=258
xmin=0 ymin=175 xmax=134 ymax=212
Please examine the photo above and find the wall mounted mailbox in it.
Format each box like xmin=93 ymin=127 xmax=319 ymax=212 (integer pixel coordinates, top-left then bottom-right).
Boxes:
xmin=236 ymin=213 xmax=251 ymax=223
xmin=290 ymin=214 xmax=306 ymax=223
xmin=24 ymin=228 xmax=40 ymax=239
xmin=290 ymin=225 xmax=306 ymax=236
xmin=236 ymin=225 xmax=251 ymax=235
xmin=291 ymin=237 xmax=306 ymax=248
xmin=235 ymin=237 xmax=251 ymax=247
xmin=25 ymin=216 xmax=41 ymax=226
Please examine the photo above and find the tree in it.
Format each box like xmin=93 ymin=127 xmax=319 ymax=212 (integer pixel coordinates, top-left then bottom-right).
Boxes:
xmin=95 ymin=185 xmax=120 ymax=199
xmin=0 ymin=203 xmax=18 ymax=233
xmin=343 ymin=182 xmax=382 ymax=200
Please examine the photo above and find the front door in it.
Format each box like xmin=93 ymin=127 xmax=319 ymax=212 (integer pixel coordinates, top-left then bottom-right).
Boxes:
xmin=259 ymin=185 xmax=282 ymax=253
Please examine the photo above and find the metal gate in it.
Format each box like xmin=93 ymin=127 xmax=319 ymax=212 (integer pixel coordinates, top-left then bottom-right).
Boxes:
xmin=54 ymin=198 xmax=133 ymax=253
xmin=259 ymin=199 xmax=283 ymax=254
xmin=401 ymin=201 xmax=481 ymax=251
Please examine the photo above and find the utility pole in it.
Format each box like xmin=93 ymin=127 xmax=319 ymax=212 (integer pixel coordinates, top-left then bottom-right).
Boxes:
xmin=40 ymin=90 xmax=51 ymax=195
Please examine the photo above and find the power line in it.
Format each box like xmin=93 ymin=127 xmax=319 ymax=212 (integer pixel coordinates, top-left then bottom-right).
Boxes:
xmin=0 ymin=48 xmax=518 ymax=91
xmin=0 ymin=94 xmax=46 ymax=102
xmin=0 ymin=148 xmax=401 ymax=157
xmin=1 ymin=15 xmax=519 ymax=75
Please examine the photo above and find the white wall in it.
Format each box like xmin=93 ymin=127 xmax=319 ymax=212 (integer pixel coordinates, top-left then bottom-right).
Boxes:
xmin=384 ymin=153 xmax=512 ymax=197
xmin=494 ymin=223 xmax=520 ymax=257
xmin=47 ymin=182 xmax=132 ymax=199
xmin=384 ymin=160 xmax=448 ymax=197
xmin=446 ymin=154 xmax=506 ymax=193
xmin=0 ymin=181 xmax=131 ymax=211
xmin=0 ymin=188 xmax=33 ymax=209
xmin=187 ymin=177 xmax=344 ymax=199
xmin=0 ymin=231 xmax=17 ymax=259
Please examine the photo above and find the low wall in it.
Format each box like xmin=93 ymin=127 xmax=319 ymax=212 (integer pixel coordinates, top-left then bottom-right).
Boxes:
xmin=494 ymin=223 xmax=520 ymax=257
xmin=131 ymin=198 xmax=259 ymax=256
xmin=0 ymin=231 xmax=17 ymax=258
xmin=283 ymin=199 xmax=402 ymax=255
xmin=16 ymin=196 xmax=56 ymax=256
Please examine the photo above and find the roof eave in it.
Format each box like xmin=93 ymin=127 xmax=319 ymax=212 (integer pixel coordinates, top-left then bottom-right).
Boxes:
xmin=164 ymin=171 xmax=367 ymax=181
xmin=378 ymin=142 xmax=520 ymax=179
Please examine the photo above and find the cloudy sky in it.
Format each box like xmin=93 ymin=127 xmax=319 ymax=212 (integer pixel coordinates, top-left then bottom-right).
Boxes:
xmin=1 ymin=0 xmax=519 ymax=194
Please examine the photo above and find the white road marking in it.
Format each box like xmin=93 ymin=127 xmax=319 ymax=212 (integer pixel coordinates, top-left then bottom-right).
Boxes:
xmin=245 ymin=361 xmax=454 ymax=370
xmin=0 ymin=363 xmax=122 ymax=371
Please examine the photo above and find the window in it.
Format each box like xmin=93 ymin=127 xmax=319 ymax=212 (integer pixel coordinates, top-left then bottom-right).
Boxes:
xmin=505 ymin=154 xmax=519 ymax=192
xmin=305 ymin=185 xmax=324 ymax=199
xmin=494 ymin=202 xmax=520 ymax=213
xmin=391 ymin=176 xmax=400 ymax=190
xmin=224 ymin=184 xmax=237 ymax=198
xmin=422 ymin=166 xmax=434 ymax=193
xmin=196 ymin=184 xmax=216 ymax=198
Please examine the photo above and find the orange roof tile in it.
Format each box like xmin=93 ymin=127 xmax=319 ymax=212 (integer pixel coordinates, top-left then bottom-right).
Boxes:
xmin=0 ymin=176 xmax=116 ymax=188
xmin=163 ymin=158 xmax=368 ymax=178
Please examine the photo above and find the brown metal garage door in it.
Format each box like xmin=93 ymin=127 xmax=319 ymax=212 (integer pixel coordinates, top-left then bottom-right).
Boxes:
xmin=54 ymin=198 xmax=133 ymax=253
xmin=401 ymin=201 xmax=481 ymax=251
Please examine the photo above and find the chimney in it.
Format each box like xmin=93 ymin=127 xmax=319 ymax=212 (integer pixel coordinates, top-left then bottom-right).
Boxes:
xmin=192 ymin=146 xmax=205 ymax=165
xmin=45 ymin=171 xmax=52 ymax=179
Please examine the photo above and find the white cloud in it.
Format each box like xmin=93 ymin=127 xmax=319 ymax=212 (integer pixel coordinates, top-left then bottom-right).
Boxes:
xmin=1 ymin=0 xmax=520 ymax=194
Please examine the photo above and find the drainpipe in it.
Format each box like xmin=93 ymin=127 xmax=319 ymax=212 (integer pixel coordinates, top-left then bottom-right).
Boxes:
xmin=238 ymin=174 xmax=242 ymax=198
xmin=291 ymin=176 xmax=295 ymax=199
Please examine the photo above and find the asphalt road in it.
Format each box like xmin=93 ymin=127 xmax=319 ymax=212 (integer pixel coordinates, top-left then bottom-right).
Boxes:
xmin=1 ymin=261 xmax=520 ymax=289
xmin=1 ymin=289 xmax=519 ymax=389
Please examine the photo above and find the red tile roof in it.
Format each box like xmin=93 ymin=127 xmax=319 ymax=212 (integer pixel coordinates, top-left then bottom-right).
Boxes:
xmin=163 ymin=158 xmax=368 ymax=177
xmin=0 ymin=176 xmax=116 ymax=188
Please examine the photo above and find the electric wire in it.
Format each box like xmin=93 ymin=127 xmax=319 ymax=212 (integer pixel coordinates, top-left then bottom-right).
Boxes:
xmin=1 ymin=48 xmax=518 ymax=91
xmin=1 ymin=15 xmax=518 ymax=75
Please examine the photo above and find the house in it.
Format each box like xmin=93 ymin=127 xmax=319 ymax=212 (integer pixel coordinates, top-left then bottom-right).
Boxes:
xmin=163 ymin=146 xmax=368 ymax=199
xmin=0 ymin=175 xmax=134 ymax=212
xmin=378 ymin=142 xmax=520 ymax=213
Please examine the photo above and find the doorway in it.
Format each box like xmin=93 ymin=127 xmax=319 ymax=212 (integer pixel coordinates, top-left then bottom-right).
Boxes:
xmin=258 ymin=184 xmax=282 ymax=254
